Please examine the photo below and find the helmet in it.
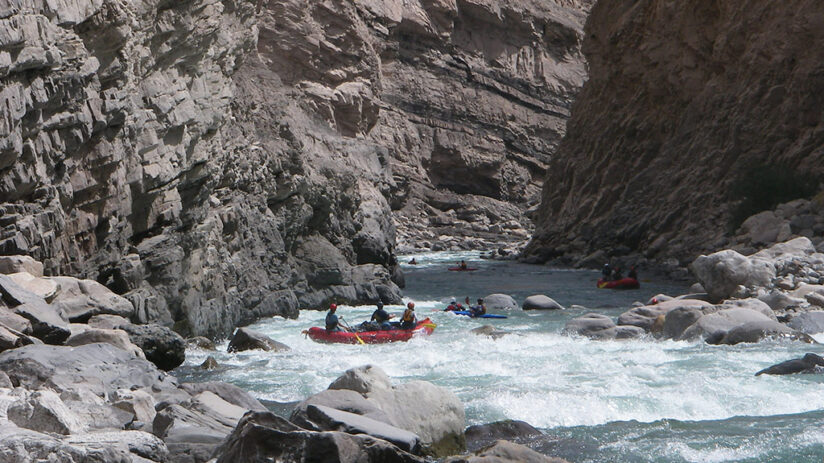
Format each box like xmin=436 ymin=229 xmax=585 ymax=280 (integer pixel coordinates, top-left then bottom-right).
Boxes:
xmin=451 ymin=300 xmax=457 ymax=304
xmin=478 ymin=298 xmax=483 ymax=303
xmin=407 ymin=302 xmax=415 ymax=310
xmin=330 ymin=303 xmax=337 ymax=310
xmin=377 ymin=301 xmax=384 ymax=309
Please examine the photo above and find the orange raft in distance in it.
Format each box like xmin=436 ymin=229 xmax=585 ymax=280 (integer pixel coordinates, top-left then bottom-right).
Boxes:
xmin=597 ymin=278 xmax=640 ymax=289
xmin=305 ymin=318 xmax=436 ymax=344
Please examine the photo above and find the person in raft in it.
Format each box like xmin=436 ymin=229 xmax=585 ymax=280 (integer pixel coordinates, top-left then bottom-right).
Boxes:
xmin=611 ymin=267 xmax=624 ymax=280
xmin=459 ymin=260 xmax=468 ymax=270
xmin=445 ymin=300 xmax=462 ymax=311
xmin=408 ymin=257 xmax=417 ymax=265
xmin=400 ymin=302 xmax=417 ymax=329
xmin=628 ymin=265 xmax=638 ymax=280
xmin=370 ymin=301 xmax=394 ymax=330
xmin=325 ymin=304 xmax=348 ymax=332
xmin=602 ymin=263 xmax=612 ymax=280
xmin=469 ymin=298 xmax=487 ymax=317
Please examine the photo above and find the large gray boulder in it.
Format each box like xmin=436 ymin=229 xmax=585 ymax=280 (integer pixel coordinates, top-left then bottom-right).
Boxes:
xmin=213 ymin=411 xmax=424 ymax=463
xmin=64 ymin=431 xmax=170 ymax=463
xmin=303 ymin=404 xmax=422 ymax=454
xmin=180 ymin=381 xmax=268 ymax=412
xmin=563 ymin=313 xmax=615 ymax=339
xmin=0 ymin=274 xmax=70 ymax=344
xmin=443 ymin=439 xmax=569 ymax=463
xmin=120 ymin=323 xmax=186 ymax=371
xmin=522 ymin=295 xmax=564 ymax=311
xmin=465 ymin=420 xmax=543 ymax=452
xmin=617 ymin=299 xmax=711 ymax=332
xmin=718 ymin=298 xmax=777 ymax=320
xmin=227 ymin=327 xmax=290 ymax=353
xmin=679 ymin=308 xmax=773 ymax=341
xmin=755 ymin=353 xmax=824 ymax=376
xmin=6 ymin=272 xmax=58 ymax=301
xmin=0 ymin=256 xmax=44 ymax=277
xmin=689 ymin=250 xmax=775 ymax=301
xmin=292 ymin=365 xmax=465 ymax=457
xmin=65 ymin=328 xmax=145 ymax=359
xmin=788 ymin=311 xmax=824 ymax=334
xmin=758 ymin=290 xmax=805 ymax=311
xmin=0 ymin=425 xmax=141 ymax=463
xmin=153 ymin=403 xmax=236 ymax=463
xmin=0 ymin=323 xmax=36 ymax=352
xmin=483 ymin=294 xmax=519 ymax=311
xmin=0 ymin=306 xmax=32 ymax=333
xmin=0 ymin=343 xmax=184 ymax=402
xmin=48 ymin=276 xmax=135 ymax=322
xmin=711 ymin=320 xmax=816 ymax=345
xmin=7 ymin=389 xmax=86 ymax=435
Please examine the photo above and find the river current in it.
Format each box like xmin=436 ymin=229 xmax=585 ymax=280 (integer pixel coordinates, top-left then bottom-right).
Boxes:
xmin=177 ymin=251 xmax=824 ymax=462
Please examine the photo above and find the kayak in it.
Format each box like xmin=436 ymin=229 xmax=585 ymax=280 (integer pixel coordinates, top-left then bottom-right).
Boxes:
xmin=448 ymin=267 xmax=477 ymax=271
xmin=305 ymin=318 xmax=435 ymax=344
xmin=451 ymin=311 xmax=507 ymax=319
xmin=597 ymin=277 xmax=640 ymax=289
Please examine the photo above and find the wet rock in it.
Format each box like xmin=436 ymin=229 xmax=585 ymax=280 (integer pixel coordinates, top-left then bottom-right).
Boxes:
xmin=710 ymin=320 xmax=816 ymax=345
xmin=48 ymin=276 xmax=135 ymax=322
xmin=679 ymin=308 xmax=773 ymax=341
xmin=329 ymin=364 xmax=392 ymax=394
xmin=120 ymin=323 xmax=186 ymax=371
xmin=179 ymin=381 xmax=268 ymax=412
xmin=227 ymin=327 xmax=290 ymax=353
xmin=213 ymin=411 xmax=424 ymax=463
xmin=444 ymin=440 xmax=570 ymax=463
xmin=465 ymin=420 xmax=543 ymax=452
xmin=755 ymin=353 xmax=824 ymax=376
xmin=200 ymin=356 xmax=219 ymax=370
xmin=758 ymin=290 xmax=805 ymax=311
xmin=187 ymin=336 xmax=216 ymax=350
xmin=471 ymin=325 xmax=511 ymax=339
xmin=303 ymin=404 xmax=422 ymax=454
xmin=483 ymin=294 xmax=519 ymax=311
xmin=522 ymin=295 xmax=564 ymax=311
xmin=0 ymin=256 xmax=44 ymax=277
xmin=564 ymin=313 xmax=615 ymax=338
xmin=618 ymin=299 xmax=712 ymax=331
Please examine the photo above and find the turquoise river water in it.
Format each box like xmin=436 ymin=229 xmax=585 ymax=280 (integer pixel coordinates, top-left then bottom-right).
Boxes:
xmin=177 ymin=251 xmax=824 ymax=462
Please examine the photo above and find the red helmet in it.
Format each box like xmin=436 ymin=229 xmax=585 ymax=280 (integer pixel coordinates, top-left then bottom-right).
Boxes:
xmin=407 ymin=302 xmax=415 ymax=309
xmin=330 ymin=303 xmax=337 ymax=310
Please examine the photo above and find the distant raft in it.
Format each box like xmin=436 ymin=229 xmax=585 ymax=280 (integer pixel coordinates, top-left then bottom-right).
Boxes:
xmin=447 ymin=267 xmax=478 ymax=271
xmin=596 ymin=277 xmax=640 ymax=289
xmin=305 ymin=318 xmax=435 ymax=344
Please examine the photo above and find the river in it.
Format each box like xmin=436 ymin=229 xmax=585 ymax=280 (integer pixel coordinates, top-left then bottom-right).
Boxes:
xmin=177 ymin=251 xmax=824 ymax=462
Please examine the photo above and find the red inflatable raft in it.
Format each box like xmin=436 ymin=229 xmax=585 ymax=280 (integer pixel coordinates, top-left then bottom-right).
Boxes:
xmin=305 ymin=318 xmax=436 ymax=344
xmin=597 ymin=278 xmax=640 ymax=289
xmin=448 ymin=267 xmax=477 ymax=271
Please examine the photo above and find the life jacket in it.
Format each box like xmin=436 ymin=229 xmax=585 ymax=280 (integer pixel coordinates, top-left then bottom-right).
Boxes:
xmin=401 ymin=308 xmax=415 ymax=323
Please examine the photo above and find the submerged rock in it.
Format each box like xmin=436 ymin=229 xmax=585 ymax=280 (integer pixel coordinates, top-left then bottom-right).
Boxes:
xmin=227 ymin=327 xmax=290 ymax=353
xmin=756 ymin=353 xmax=824 ymax=376
xmin=465 ymin=420 xmax=544 ymax=452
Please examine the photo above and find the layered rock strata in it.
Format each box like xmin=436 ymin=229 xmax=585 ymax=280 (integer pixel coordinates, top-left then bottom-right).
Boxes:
xmin=527 ymin=0 xmax=824 ymax=267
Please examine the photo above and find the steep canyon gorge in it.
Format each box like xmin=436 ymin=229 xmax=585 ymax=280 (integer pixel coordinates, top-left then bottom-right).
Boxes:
xmin=0 ymin=0 xmax=592 ymax=337
xmin=526 ymin=0 xmax=824 ymax=271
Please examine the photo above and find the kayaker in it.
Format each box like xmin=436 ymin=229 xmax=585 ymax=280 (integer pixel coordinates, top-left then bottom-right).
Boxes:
xmin=325 ymin=304 xmax=347 ymax=332
xmin=628 ymin=266 xmax=638 ymax=280
xmin=370 ymin=301 xmax=394 ymax=329
xmin=409 ymin=258 xmax=417 ymax=265
xmin=459 ymin=260 xmax=468 ymax=270
xmin=445 ymin=300 xmax=461 ymax=311
xmin=400 ymin=302 xmax=417 ymax=329
xmin=469 ymin=298 xmax=486 ymax=317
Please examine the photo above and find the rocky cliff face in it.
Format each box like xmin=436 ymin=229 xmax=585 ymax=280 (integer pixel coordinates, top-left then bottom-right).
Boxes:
xmin=253 ymin=0 xmax=592 ymax=254
xmin=526 ymin=0 xmax=824 ymax=269
xmin=1 ymin=0 xmax=590 ymax=338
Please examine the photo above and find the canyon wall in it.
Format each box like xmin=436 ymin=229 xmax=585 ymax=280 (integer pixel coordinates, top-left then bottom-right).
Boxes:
xmin=1 ymin=0 xmax=591 ymax=337
xmin=527 ymin=0 xmax=824 ymax=270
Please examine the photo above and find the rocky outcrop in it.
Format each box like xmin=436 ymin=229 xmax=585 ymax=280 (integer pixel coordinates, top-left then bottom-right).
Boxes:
xmin=527 ymin=0 xmax=824 ymax=267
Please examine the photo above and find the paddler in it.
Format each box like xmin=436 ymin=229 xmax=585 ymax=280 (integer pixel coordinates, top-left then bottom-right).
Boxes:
xmin=325 ymin=303 xmax=348 ymax=332
xmin=370 ymin=301 xmax=394 ymax=330
xmin=399 ymin=302 xmax=417 ymax=329
xmin=469 ymin=298 xmax=486 ymax=317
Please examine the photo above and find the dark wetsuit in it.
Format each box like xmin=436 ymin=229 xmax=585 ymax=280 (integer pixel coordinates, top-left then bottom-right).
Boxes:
xmin=325 ymin=312 xmax=341 ymax=331
xmin=371 ymin=307 xmax=392 ymax=329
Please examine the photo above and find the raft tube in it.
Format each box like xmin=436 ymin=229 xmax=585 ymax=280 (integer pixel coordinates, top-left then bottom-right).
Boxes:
xmin=305 ymin=318 xmax=435 ymax=344
xmin=597 ymin=277 xmax=640 ymax=289
xmin=448 ymin=267 xmax=478 ymax=271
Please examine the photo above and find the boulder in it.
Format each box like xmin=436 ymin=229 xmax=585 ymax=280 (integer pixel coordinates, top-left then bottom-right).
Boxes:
xmin=49 ymin=276 xmax=135 ymax=322
xmin=188 ymin=391 xmax=248 ymax=427
xmin=718 ymin=298 xmax=777 ymax=320
xmin=213 ymin=411 xmax=424 ymax=463
xmin=293 ymin=365 xmax=465 ymax=457
xmin=329 ymin=364 xmax=392 ymax=394
xmin=647 ymin=294 xmax=674 ymax=305
xmin=0 ymin=306 xmax=32 ymax=333
xmin=153 ymin=403 xmax=236 ymax=462
xmin=807 ymin=292 xmax=824 ymax=308
xmin=679 ymin=308 xmax=773 ymax=341
xmin=689 ymin=250 xmax=775 ymax=301
xmin=0 ymin=343 xmax=184 ymax=402
xmin=618 ymin=299 xmax=712 ymax=331
xmin=483 ymin=294 xmax=519 ymax=311
xmin=751 ymin=236 xmax=818 ymax=262
xmin=0 ymin=256 xmax=44 ymax=277
xmin=563 ymin=313 xmax=615 ymax=338
xmin=738 ymin=210 xmax=785 ymax=245
xmin=755 ymin=353 xmax=824 ymax=376
xmin=201 ymin=356 xmax=219 ymax=370
xmin=303 ymin=404 xmax=422 ymax=453
xmin=113 ymin=389 xmax=157 ymax=428
xmin=711 ymin=320 xmax=816 ymax=345
xmin=60 ymin=388 xmax=134 ymax=432
xmin=120 ymin=323 xmax=186 ymax=371
xmin=86 ymin=314 xmax=131 ymax=330
xmin=522 ymin=295 xmax=564 ymax=311
xmin=788 ymin=311 xmax=824 ymax=334
xmin=6 ymin=272 xmax=58 ymax=301
xmin=470 ymin=325 xmax=511 ymax=339
xmin=187 ymin=336 xmax=216 ymax=350
xmin=65 ymin=328 xmax=145 ymax=359
xmin=0 ymin=425 xmax=136 ymax=463
xmin=0 ymin=323 xmax=35 ymax=352
xmin=443 ymin=439 xmax=570 ymax=463
xmin=0 ymin=274 xmax=70 ymax=344
xmin=7 ymin=389 xmax=86 ymax=435
xmin=64 ymin=430 xmax=170 ymax=462
xmin=661 ymin=307 xmax=705 ymax=340
xmin=179 ymin=381 xmax=268 ymax=412
xmin=465 ymin=420 xmax=543 ymax=452
xmin=227 ymin=327 xmax=290 ymax=353
xmin=758 ymin=290 xmax=805 ymax=311
xmin=0 ymin=370 xmax=11 ymax=388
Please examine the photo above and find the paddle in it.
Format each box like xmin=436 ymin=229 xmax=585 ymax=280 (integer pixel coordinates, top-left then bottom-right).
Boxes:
xmin=339 ymin=317 xmax=366 ymax=345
